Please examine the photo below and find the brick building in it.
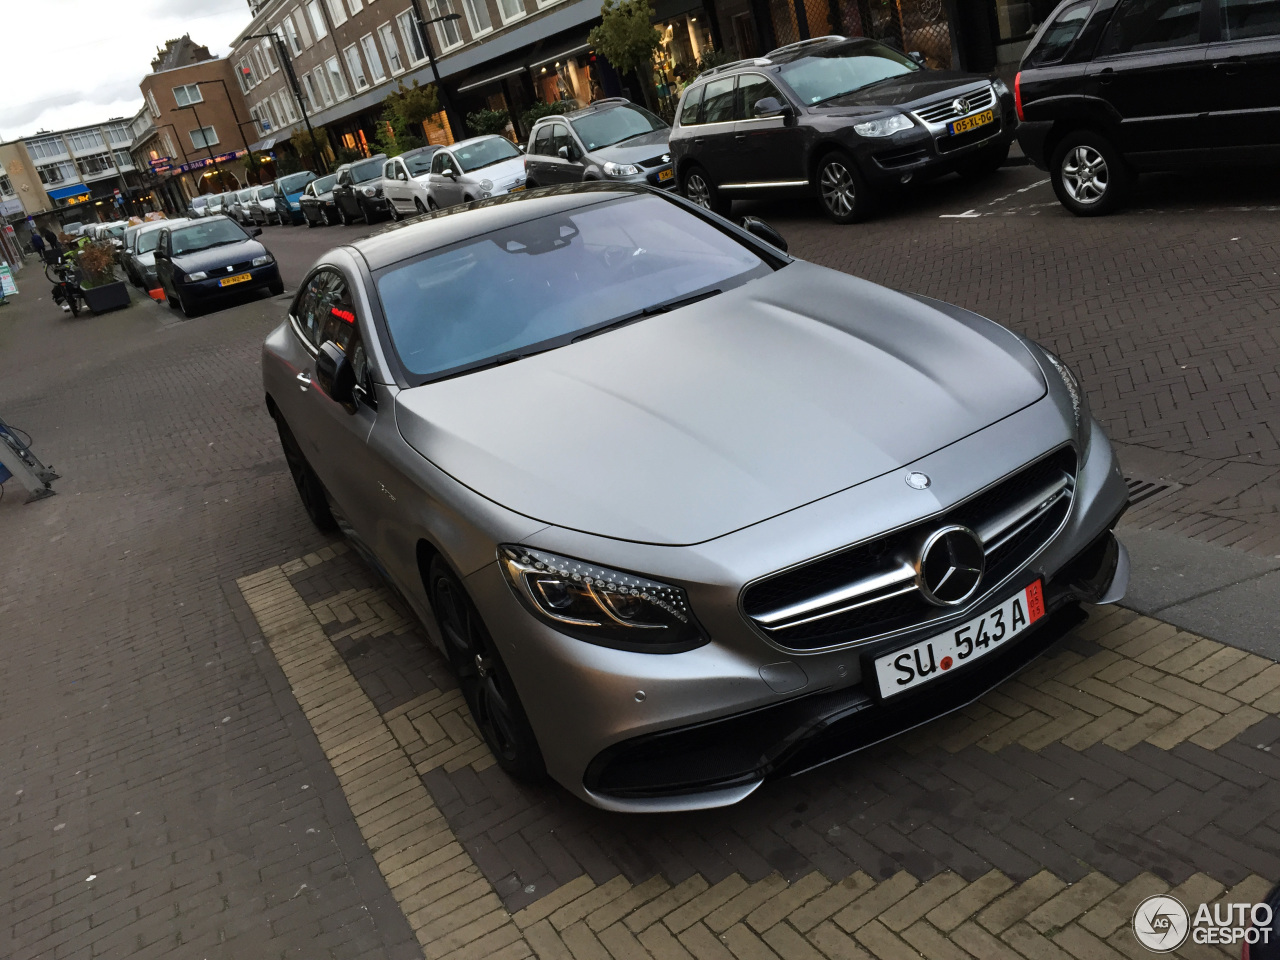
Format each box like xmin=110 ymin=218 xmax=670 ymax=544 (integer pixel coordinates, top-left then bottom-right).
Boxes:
xmin=136 ymin=35 xmax=261 ymax=204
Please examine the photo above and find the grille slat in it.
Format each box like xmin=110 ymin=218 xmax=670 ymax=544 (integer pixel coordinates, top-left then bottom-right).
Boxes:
xmin=913 ymin=86 xmax=996 ymax=125
xmin=742 ymin=449 xmax=1077 ymax=651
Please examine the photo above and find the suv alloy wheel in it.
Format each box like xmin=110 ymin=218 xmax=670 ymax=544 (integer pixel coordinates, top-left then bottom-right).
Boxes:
xmin=683 ymin=167 xmax=730 ymax=217
xmin=1050 ymin=130 xmax=1129 ymax=217
xmin=817 ymin=152 xmax=871 ymax=224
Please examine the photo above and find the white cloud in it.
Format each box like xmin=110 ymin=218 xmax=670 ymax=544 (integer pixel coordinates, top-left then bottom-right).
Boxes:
xmin=0 ymin=0 xmax=252 ymax=140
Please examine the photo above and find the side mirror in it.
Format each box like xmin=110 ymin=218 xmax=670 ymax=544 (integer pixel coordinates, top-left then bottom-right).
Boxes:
xmin=908 ymin=51 xmax=926 ymax=66
xmin=738 ymin=216 xmax=788 ymax=253
xmin=754 ymin=97 xmax=788 ymax=118
xmin=315 ymin=340 xmax=357 ymax=410
xmin=251 ymin=226 xmax=263 ymax=237
xmin=557 ymin=145 xmax=570 ymax=161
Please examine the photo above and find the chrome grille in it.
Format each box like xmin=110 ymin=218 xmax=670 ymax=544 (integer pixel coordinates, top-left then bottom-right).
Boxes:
xmin=913 ymin=86 xmax=996 ymax=125
xmin=742 ymin=448 xmax=1077 ymax=651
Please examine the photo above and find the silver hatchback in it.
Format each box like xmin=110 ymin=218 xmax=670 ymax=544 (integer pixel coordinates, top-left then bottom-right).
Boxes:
xmin=262 ymin=184 xmax=1128 ymax=812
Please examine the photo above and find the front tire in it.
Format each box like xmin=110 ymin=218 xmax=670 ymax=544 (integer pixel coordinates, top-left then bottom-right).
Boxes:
xmin=1050 ymin=129 xmax=1129 ymax=217
xmin=683 ymin=166 xmax=730 ymax=217
xmin=414 ymin=198 xmax=427 ymax=215
xmin=275 ymin=414 xmax=337 ymax=532
xmin=426 ymin=556 xmax=545 ymax=782
xmin=337 ymin=203 xmax=351 ymax=226
xmin=427 ymin=197 xmax=439 ymax=211
xmin=816 ymin=151 xmax=871 ymax=224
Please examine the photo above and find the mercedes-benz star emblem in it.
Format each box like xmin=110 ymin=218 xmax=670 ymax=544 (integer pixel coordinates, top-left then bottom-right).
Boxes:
xmin=952 ymin=97 xmax=970 ymax=116
xmin=917 ymin=525 xmax=985 ymax=606
xmin=905 ymin=472 xmax=931 ymax=490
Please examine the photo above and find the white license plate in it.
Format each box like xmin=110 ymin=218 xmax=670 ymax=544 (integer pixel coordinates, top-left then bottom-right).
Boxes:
xmin=873 ymin=581 xmax=1046 ymax=698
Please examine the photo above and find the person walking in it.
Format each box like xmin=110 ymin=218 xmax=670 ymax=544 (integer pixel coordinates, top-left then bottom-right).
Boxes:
xmin=29 ymin=230 xmax=46 ymax=262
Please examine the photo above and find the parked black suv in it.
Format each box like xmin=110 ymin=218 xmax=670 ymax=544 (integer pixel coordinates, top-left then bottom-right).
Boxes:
xmin=1017 ymin=0 xmax=1280 ymax=216
xmin=668 ymin=36 xmax=1017 ymax=223
xmin=331 ymin=154 xmax=390 ymax=225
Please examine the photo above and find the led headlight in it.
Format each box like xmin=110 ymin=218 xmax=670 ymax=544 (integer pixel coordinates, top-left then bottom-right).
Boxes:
xmin=853 ymin=114 xmax=914 ymax=138
xmin=498 ymin=546 xmax=706 ymax=651
xmin=252 ymin=254 xmax=274 ymax=266
xmin=479 ymin=179 xmax=494 ymax=191
xmin=603 ymin=161 xmax=641 ymax=178
xmin=1042 ymin=348 xmax=1091 ymax=462
xmin=185 ymin=271 xmax=208 ymax=281
xmin=362 ymin=186 xmax=379 ymax=197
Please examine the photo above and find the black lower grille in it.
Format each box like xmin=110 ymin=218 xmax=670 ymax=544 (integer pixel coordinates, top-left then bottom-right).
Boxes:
xmin=742 ymin=447 xmax=1077 ymax=651
xmin=875 ymin=146 xmax=930 ymax=169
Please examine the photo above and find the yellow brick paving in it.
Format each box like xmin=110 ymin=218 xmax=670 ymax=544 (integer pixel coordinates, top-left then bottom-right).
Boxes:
xmin=239 ymin=563 xmax=1277 ymax=960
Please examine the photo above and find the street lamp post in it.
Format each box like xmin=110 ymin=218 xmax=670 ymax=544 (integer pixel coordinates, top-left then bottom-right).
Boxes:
xmin=176 ymin=102 xmax=223 ymax=194
xmin=242 ymin=32 xmax=327 ymax=173
xmin=406 ymin=6 xmax=468 ymax=141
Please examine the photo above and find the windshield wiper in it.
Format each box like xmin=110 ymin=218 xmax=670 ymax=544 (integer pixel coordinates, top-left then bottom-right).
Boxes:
xmin=813 ymin=74 xmax=905 ymax=104
xmin=573 ymin=289 xmax=722 ymax=343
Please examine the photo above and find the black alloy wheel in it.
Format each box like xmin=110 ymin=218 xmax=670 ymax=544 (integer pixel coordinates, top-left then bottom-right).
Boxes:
xmin=816 ymin=151 xmax=872 ymax=225
xmin=305 ymin=211 xmax=317 ymax=228
xmin=1050 ymin=129 xmax=1129 ymax=217
xmin=275 ymin=414 xmax=337 ymax=532
xmin=682 ymin=166 xmax=730 ymax=217
xmin=426 ymin=556 xmax=545 ymax=781
xmin=167 ymin=285 xmax=183 ymax=313
xmin=337 ymin=201 xmax=352 ymax=226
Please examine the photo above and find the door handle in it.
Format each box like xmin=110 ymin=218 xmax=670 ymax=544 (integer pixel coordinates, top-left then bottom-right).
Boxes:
xmin=297 ymin=372 xmax=312 ymax=391
xmin=693 ymin=137 xmax=706 ymax=144
xmin=1213 ymin=58 xmax=1244 ymax=75
xmin=735 ymin=133 xmax=746 ymax=140
xmin=1098 ymin=67 xmax=1115 ymax=84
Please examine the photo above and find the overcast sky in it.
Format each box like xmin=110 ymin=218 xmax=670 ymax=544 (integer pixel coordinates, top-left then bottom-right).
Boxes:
xmin=0 ymin=0 xmax=253 ymax=141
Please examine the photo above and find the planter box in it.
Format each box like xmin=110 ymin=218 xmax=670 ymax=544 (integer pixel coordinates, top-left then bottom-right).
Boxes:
xmin=81 ymin=280 xmax=131 ymax=314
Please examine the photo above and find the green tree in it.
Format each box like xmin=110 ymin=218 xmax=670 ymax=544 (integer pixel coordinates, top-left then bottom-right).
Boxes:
xmin=518 ymin=99 xmax=574 ymax=136
xmin=290 ymin=127 xmax=331 ymax=170
xmin=588 ymin=0 xmax=661 ymax=109
xmin=375 ymin=80 xmax=442 ymax=154
xmin=467 ymin=108 xmax=512 ymax=138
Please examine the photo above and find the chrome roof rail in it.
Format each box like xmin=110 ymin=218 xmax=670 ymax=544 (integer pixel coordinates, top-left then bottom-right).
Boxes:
xmin=695 ymin=57 xmax=773 ymax=80
xmin=765 ymin=35 xmax=846 ymax=58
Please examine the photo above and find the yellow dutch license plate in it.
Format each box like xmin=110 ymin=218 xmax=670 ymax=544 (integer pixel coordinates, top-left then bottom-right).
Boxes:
xmin=219 ymin=273 xmax=251 ymax=287
xmin=657 ymin=169 xmax=674 ymax=182
xmin=948 ymin=109 xmax=994 ymax=136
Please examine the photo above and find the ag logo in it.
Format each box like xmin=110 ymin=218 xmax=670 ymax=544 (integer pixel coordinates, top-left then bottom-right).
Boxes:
xmin=1133 ymin=895 xmax=1189 ymax=952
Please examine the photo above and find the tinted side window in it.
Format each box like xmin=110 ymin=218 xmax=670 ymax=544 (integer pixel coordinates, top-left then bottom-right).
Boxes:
xmin=531 ymin=125 xmax=552 ymax=154
xmin=294 ymin=271 xmax=337 ymax=346
xmin=736 ymin=74 xmax=785 ymax=119
xmin=1098 ymin=0 xmax=1203 ymax=54
xmin=702 ymin=77 xmax=736 ymax=123
xmin=1026 ymin=1 xmax=1095 ymax=64
xmin=549 ymin=123 xmax=575 ymax=158
xmin=1220 ymin=0 xmax=1280 ymax=38
xmin=679 ymin=85 xmax=705 ymax=125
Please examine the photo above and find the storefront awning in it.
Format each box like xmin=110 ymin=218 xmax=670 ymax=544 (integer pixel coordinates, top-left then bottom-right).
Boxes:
xmin=528 ymin=43 xmax=592 ymax=70
xmin=46 ymin=184 xmax=91 ymax=201
xmin=456 ymin=63 xmax=530 ymax=93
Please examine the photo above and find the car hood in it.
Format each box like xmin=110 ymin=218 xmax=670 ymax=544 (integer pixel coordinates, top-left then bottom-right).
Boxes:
xmin=463 ymin=157 xmax=525 ymax=183
xmin=394 ymin=262 xmax=1045 ymax=545
xmin=171 ymin=237 xmax=266 ymax=273
xmin=812 ymin=73 xmax=991 ymax=112
xmin=592 ymin=129 xmax=671 ymax=165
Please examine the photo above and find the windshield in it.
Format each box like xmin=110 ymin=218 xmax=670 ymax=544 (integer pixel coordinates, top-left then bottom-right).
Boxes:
xmin=376 ymin=194 xmax=770 ymax=381
xmin=570 ymin=105 xmax=667 ymax=150
xmin=170 ymin=219 xmax=248 ymax=256
xmin=106 ymin=224 xmax=126 ymax=238
xmin=238 ymin=190 xmax=254 ymax=201
xmin=277 ymin=171 xmax=315 ymax=193
xmin=404 ymin=151 xmax=436 ymax=175
xmin=779 ymin=40 xmax=919 ymax=104
xmin=256 ymin=185 xmax=276 ymax=199
xmin=312 ymin=173 xmax=338 ymax=195
xmin=351 ymin=159 xmax=384 ymax=183
xmin=453 ymin=137 xmax=521 ymax=172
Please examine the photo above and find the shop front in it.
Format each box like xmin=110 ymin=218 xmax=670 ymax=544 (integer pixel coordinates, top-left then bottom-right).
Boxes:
xmin=652 ymin=1 xmax=719 ymax=117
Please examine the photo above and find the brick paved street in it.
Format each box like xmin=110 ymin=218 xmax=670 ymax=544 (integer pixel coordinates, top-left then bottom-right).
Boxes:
xmin=2 ymin=167 xmax=1279 ymax=959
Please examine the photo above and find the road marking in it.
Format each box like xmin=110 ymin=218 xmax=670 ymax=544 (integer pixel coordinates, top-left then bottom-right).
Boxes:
xmin=939 ymin=209 xmax=982 ymax=218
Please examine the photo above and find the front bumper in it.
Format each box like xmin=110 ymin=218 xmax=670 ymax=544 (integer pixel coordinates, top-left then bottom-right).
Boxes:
xmin=177 ymin=263 xmax=280 ymax=303
xmin=466 ymin=402 xmax=1128 ymax=812
xmin=858 ymin=97 xmax=1019 ymax=189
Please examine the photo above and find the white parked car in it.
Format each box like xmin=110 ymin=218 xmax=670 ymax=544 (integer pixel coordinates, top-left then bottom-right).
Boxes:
xmin=379 ymin=146 xmax=442 ymax=217
xmin=424 ymin=136 xmax=527 ymax=210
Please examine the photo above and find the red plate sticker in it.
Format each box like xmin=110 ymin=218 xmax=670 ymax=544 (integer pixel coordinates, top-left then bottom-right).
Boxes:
xmin=1025 ymin=580 xmax=1045 ymax=623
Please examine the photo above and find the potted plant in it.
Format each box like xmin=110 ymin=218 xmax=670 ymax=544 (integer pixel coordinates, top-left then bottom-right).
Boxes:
xmin=76 ymin=240 xmax=131 ymax=314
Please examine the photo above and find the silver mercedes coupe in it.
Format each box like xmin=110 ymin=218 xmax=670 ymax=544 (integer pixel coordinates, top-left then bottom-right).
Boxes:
xmin=263 ymin=184 xmax=1129 ymax=812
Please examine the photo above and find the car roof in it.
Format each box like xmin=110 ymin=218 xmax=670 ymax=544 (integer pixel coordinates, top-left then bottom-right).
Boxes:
xmin=689 ymin=35 xmax=883 ymax=84
xmin=349 ymin=183 xmax=645 ymax=271
xmin=398 ymin=145 xmax=441 ymax=158
xmin=138 ymin=217 xmax=189 ymax=234
xmin=546 ymin=97 xmax=636 ymax=123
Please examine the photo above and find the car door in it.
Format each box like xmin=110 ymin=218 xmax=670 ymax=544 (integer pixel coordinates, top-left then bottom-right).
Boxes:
xmin=525 ymin=123 xmax=556 ymax=186
xmin=432 ymin=150 xmax=463 ymax=206
xmin=732 ymin=72 xmax=803 ymax=183
xmin=153 ymin=229 xmax=173 ymax=290
xmin=551 ymin=122 xmax=588 ymax=182
xmin=689 ymin=76 xmax=739 ymax=185
xmin=1085 ymin=0 xmax=1212 ymax=164
xmin=333 ymin=170 xmax=355 ymax=217
xmin=285 ymin=268 xmax=380 ymax=542
xmin=1205 ymin=0 xmax=1280 ymax=154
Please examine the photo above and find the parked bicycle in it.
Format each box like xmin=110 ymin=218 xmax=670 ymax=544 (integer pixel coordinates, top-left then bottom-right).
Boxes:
xmin=45 ymin=259 xmax=83 ymax=317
